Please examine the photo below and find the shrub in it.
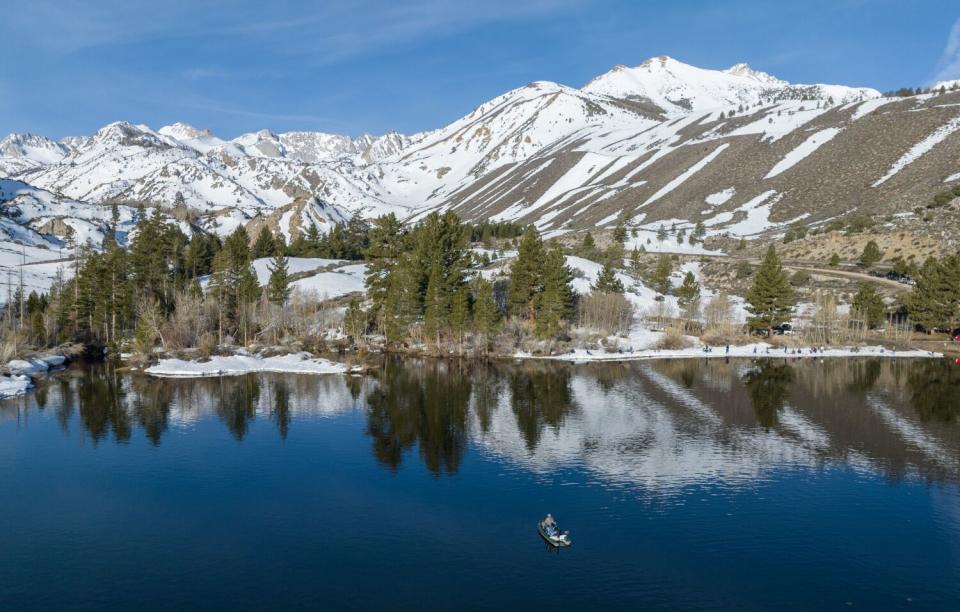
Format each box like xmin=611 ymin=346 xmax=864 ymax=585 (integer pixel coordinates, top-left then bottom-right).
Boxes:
xmin=655 ymin=326 xmax=693 ymax=350
xmin=197 ymin=332 xmax=217 ymax=357
xmin=790 ymin=270 xmax=812 ymax=286
xmin=735 ymin=261 xmax=753 ymax=279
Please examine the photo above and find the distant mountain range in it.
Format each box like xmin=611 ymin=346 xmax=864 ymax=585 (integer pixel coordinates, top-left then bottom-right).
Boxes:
xmin=1 ymin=55 xmax=959 ymax=290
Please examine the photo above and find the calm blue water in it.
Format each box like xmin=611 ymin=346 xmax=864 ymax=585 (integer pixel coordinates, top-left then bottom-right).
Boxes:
xmin=0 ymin=358 xmax=958 ymax=610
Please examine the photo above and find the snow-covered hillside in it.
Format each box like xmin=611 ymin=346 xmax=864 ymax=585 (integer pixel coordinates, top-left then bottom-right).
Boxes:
xmin=2 ymin=55 xmax=959 ymax=270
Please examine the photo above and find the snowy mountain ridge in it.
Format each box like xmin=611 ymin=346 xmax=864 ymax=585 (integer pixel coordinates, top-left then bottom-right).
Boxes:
xmin=4 ymin=55 xmax=960 ymax=267
xmin=581 ymin=55 xmax=877 ymax=115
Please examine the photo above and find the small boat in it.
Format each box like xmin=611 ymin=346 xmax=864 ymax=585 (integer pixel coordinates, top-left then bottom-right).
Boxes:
xmin=538 ymin=518 xmax=572 ymax=547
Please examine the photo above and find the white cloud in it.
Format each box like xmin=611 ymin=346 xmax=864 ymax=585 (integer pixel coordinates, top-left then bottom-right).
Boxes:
xmin=934 ymin=17 xmax=960 ymax=83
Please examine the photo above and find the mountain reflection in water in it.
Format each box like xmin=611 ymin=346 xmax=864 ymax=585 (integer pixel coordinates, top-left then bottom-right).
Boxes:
xmin=2 ymin=357 xmax=958 ymax=488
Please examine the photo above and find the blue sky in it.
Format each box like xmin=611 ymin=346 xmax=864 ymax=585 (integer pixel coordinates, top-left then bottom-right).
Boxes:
xmin=2 ymin=0 xmax=959 ymax=139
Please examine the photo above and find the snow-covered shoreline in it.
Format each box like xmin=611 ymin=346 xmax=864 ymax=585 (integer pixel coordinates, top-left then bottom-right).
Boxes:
xmin=0 ymin=374 xmax=33 ymax=399
xmin=0 ymin=353 xmax=71 ymax=399
xmin=145 ymin=352 xmax=356 ymax=378
xmin=518 ymin=343 xmax=943 ymax=363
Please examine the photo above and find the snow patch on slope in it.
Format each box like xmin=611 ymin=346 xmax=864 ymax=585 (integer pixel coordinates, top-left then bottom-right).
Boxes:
xmin=764 ymin=127 xmax=841 ymax=178
xmin=873 ymin=117 xmax=960 ymax=186
xmin=642 ymin=143 xmax=729 ymax=206
xmin=705 ymin=187 xmax=735 ymax=206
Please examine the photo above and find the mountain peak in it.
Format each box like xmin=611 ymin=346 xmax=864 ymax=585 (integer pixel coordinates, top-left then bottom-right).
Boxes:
xmin=582 ymin=56 xmax=877 ymax=113
xmin=159 ymin=122 xmax=216 ymax=141
xmin=724 ymin=63 xmax=783 ymax=85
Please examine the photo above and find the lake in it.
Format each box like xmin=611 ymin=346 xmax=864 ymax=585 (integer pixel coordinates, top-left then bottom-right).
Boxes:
xmin=0 ymin=357 xmax=958 ymax=610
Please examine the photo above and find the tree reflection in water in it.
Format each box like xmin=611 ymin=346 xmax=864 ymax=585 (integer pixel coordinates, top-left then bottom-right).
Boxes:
xmin=508 ymin=363 xmax=575 ymax=452
xmin=743 ymin=361 xmax=794 ymax=428
xmin=907 ymin=359 xmax=960 ymax=424
xmin=217 ymin=376 xmax=260 ymax=441
xmin=130 ymin=374 xmax=172 ymax=446
xmin=78 ymin=362 xmax=131 ymax=444
xmin=271 ymin=379 xmax=291 ymax=440
xmin=3 ymin=357 xmax=958 ymax=485
xmin=365 ymin=358 xmax=471 ymax=475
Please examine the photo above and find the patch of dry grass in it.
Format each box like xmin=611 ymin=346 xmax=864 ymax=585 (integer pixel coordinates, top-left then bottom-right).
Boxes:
xmin=655 ymin=327 xmax=694 ymax=350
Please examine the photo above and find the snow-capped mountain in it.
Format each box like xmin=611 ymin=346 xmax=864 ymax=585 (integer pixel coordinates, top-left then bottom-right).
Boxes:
xmin=582 ymin=56 xmax=877 ymax=115
xmin=0 ymin=133 xmax=72 ymax=172
xmin=2 ymin=55 xmax=960 ymax=265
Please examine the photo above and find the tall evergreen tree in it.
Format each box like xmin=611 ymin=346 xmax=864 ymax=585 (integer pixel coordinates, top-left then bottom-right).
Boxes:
xmin=651 ymin=255 xmax=673 ymax=295
xmin=851 ymin=283 xmax=885 ymax=329
xmin=364 ymin=214 xmax=405 ymax=325
xmin=252 ymin=226 xmax=277 ymax=259
xmin=508 ymin=226 xmax=545 ymax=320
xmin=423 ymin=261 xmax=446 ymax=345
xmin=612 ymin=222 xmax=627 ymax=244
xmin=472 ymin=277 xmax=500 ymax=340
xmin=266 ymin=250 xmax=291 ymax=306
xmin=449 ymin=285 xmax=471 ymax=348
xmin=535 ymin=246 xmax=573 ymax=339
xmin=676 ymin=271 xmax=701 ymax=324
xmin=342 ymin=212 xmax=371 ymax=260
xmin=909 ymin=255 xmax=960 ymax=330
xmin=745 ymin=246 xmax=795 ymax=336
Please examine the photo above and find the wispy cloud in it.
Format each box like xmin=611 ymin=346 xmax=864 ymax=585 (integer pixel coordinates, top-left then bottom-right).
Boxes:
xmin=7 ymin=0 xmax=581 ymax=63
xmin=934 ymin=17 xmax=960 ymax=83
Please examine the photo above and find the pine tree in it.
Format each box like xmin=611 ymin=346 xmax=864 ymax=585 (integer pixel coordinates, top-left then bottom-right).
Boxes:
xmin=656 ymin=225 xmax=668 ymax=242
xmin=745 ymin=246 xmax=795 ymax=336
xmin=423 ymin=261 xmax=446 ymax=345
xmin=909 ymin=255 xmax=960 ymax=330
xmin=508 ymin=226 xmax=545 ymax=320
xmin=676 ymin=271 xmax=701 ymax=325
xmin=580 ymin=232 xmax=597 ymax=259
xmin=829 ymin=252 xmax=841 ymax=267
xmin=364 ymin=214 xmax=405 ymax=329
xmin=613 ymin=222 xmax=627 ymax=243
xmin=266 ymin=251 xmax=291 ymax=306
xmin=593 ymin=262 xmax=624 ymax=294
xmin=535 ymin=246 xmax=573 ymax=339
xmin=651 ymin=254 xmax=673 ymax=295
xmin=859 ymin=240 xmax=883 ymax=268
xmin=471 ymin=277 xmax=500 ymax=339
xmin=629 ymin=247 xmax=643 ymax=278
xmin=449 ymin=285 xmax=471 ymax=348
xmin=252 ymin=226 xmax=277 ymax=259
xmin=851 ymin=283 xmax=885 ymax=329
xmin=342 ymin=212 xmax=371 ymax=260
xmin=694 ymin=220 xmax=706 ymax=239
xmin=304 ymin=224 xmax=321 ymax=256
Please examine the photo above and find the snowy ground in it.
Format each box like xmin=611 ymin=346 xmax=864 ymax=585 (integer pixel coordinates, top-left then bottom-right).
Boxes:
xmin=291 ymin=263 xmax=366 ymax=300
xmin=145 ymin=352 xmax=353 ymax=378
xmin=251 ymin=257 xmax=344 ymax=284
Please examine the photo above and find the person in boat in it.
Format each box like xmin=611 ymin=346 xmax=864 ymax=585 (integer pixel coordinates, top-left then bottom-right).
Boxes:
xmin=544 ymin=513 xmax=562 ymax=537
